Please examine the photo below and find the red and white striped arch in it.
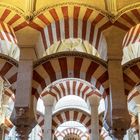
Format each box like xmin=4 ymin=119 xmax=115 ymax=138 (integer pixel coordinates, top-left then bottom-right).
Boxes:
xmin=0 ymin=6 xmax=24 ymax=30
xmin=0 ymin=21 xmax=20 ymax=60
xmin=55 ymin=127 xmax=89 ymax=139
xmin=123 ymin=58 xmax=140 ymax=95
xmin=117 ymin=8 xmax=140 ymax=63
xmin=0 ymin=7 xmax=25 ymax=60
xmin=37 ymin=109 xmax=91 ymax=133
xmin=122 ymin=23 xmax=140 ymax=63
xmin=41 ymin=78 xmax=106 ymax=103
xmin=32 ymin=52 xmax=109 ymax=100
xmin=115 ymin=8 xmax=140 ymax=33
xmin=122 ymin=24 xmax=140 ymax=48
xmin=0 ymin=55 xmax=18 ymax=134
xmin=0 ymin=55 xmax=18 ymax=91
xmin=34 ymin=5 xmax=110 ymax=60
xmin=37 ymin=108 xmax=109 ymax=139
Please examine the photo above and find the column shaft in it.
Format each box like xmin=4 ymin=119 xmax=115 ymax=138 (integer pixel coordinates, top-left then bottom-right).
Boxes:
xmin=15 ymin=60 xmax=33 ymax=107
xmin=43 ymin=105 xmax=53 ymax=140
xmin=90 ymin=105 xmax=99 ymax=140
xmin=107 ymin=60 xmax=130 ymax=138
xmin=14 ymin=60 xmax=35 ymax=139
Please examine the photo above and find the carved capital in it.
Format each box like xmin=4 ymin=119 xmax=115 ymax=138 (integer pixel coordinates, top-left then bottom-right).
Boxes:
xmin=110 ymin=118 xmax=130 ymax=139
xmin=12 ymin=107 xmax=36 ymax=140
xmin=105 ymin=109 xmax=131 ymax=139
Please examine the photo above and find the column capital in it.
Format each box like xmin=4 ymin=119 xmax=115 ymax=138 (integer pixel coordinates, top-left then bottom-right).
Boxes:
xmin=108 ymin=109 xmax=131 ymax=139
xmin=41 ymin=89 xmax=55 ymax=106
xmin=88 ymin=94 xmax=100 ymax=107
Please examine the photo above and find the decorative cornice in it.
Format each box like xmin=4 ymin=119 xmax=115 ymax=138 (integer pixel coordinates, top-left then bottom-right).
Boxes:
xmin=33 ymin=51 xmax=108 ymax=68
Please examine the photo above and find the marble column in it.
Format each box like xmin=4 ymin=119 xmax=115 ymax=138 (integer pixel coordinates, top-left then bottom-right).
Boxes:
xmin=41 ymin=94 xmax=54 ymax=140
xmin=89 ymin=95 xmax=99 ymax=140
xmin=43 ymin=105 xmax=53 ymax=140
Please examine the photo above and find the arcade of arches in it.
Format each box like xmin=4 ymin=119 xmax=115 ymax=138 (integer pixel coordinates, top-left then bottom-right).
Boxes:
xmin=1 ymin=0 xmax=140 ymax=140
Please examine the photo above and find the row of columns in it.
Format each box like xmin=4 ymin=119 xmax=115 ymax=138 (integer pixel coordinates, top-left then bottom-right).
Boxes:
xmin=12 ymin=58 xmax=135 ymax=140
xmin=7 ymin=38 xmax=138 ymax=140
